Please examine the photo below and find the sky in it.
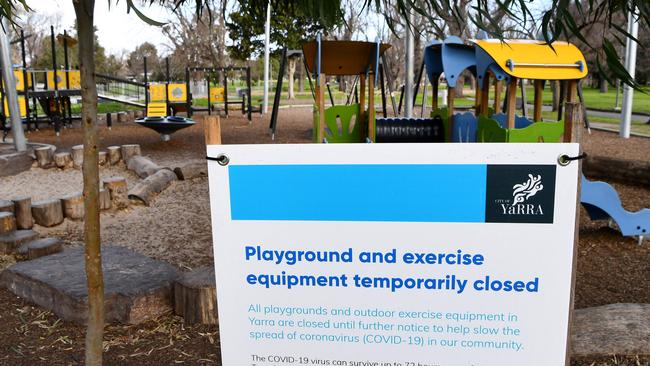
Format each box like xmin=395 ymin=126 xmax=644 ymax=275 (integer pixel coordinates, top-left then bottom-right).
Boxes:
xmin=26 ymin=0 xmax=174 ymax=55
xmin=24 ymin=0 xmax=553 ymax=58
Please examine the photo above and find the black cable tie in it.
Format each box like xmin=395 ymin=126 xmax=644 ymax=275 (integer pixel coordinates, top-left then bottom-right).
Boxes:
xmin=558 ymin=152 xmax=587 ymax=166
xmin=206 ymin=154 xmax=229 ymax=166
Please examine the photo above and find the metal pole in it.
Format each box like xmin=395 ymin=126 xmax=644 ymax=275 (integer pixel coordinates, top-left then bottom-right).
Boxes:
xmin=0 ymin=18 xmax=25 ymax=151
xmin=620 ymin=5 xmax=638 ymax=139
xmin=262 ymin=1 xmax=271 ymax=114
xmin=404 ymin=8 xmax=414 ymax=117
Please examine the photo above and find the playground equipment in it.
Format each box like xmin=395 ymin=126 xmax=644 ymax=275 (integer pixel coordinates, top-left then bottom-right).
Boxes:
xmin=134 ymin=116 xmax=195 ymax=142
xmin=297 ymin=38 xmax=391 ymax=143
xmin=185 ymin=65 xmax=258 ymax=122
xmin=1 ymin=27 xmax=81 ymax=139
xmin=269 ymin=43 xmax=400 ymax=140
xmin=581 ymin=176 xmax=649 ymax=245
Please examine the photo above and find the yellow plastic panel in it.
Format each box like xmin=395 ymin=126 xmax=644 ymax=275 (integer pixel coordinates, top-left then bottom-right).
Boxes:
xmin=210 ymin=87 xmax=225 ymax=102
xmin=472 ymin=39 xmax=588 ymax=80
xmin=149 ymin=84 xmax=166 ymax=102
xmin=4 ymin=96 xmax=28 ymax=117
xmin=13 ymin=70 xmax=32 ymax=91
xmin=167 ymin=84 xmax=187 ymax=102
xmin=67 ymin=70 xmax=81 ymax=89
xmin=147 ymin=102 xmax=167 ymax=117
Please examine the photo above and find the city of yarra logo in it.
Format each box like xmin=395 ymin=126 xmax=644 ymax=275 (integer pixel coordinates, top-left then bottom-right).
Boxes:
xmin=512 ymin=174 xmax=544 ymax=205
xmin=485 ymin=165 xmax=555 ymax=223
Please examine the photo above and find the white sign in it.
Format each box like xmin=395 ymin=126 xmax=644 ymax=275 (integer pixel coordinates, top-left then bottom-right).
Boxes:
xmin=207 ymin=143 xmax=579 ymax=366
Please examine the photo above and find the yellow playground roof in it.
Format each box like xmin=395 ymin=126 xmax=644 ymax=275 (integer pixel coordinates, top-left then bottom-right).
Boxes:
xmin=472 ymin=39 xmax=588 ymax=80
xmin=303 ymin=40 xmax=391 ymax=76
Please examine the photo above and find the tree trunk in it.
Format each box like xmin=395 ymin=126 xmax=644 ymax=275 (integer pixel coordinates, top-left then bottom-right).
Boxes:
xmin=298 ymin=61 xmax=304 ymax=93
xmin=287 ymin=57 xmax=296 ymax=100
xmin=599 ymin=72 xmax=608 ymax=93
xmin=455 ymin=74 xmax=465 ymax=97
xmin=73 ymin=1 xmax=104 ymax=365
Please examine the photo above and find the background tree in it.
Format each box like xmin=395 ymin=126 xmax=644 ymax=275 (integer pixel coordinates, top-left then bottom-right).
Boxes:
xmin=227 ymin=0 xmax=338 ymax=99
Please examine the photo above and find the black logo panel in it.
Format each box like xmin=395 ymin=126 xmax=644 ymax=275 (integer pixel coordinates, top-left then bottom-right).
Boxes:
xmin=485 ymin=165 xmax=556 ymax=224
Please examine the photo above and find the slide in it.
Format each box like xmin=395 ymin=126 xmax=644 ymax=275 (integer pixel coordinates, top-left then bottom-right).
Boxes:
xmin=581 ymin=175 xmax=650 ymax=241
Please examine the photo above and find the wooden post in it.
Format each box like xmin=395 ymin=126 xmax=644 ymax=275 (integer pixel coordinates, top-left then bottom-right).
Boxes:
xmin=493 ymin=80 xmax=502 ymax=113
xmin=474 ymin=79 xmax=482 ymax=115
xmin=506 ymin=77 xmax=518 ymax=129
xmin=174 ymin=266 xmax=218 ymax=325
xmin=447 ymin=87 xmax=455 ymax=142
xmin=534 ymin=80 xmax=544 ymax=122
xmin=12 ymin=197 xmax=33 ymax=229
xmin=367 ymin=74 xmax=375 ymax=142
xmin=204 ymin=116 xmax=222 ymax=145
xmin=563 ymin=81 xmax=579 ymax=142
xmin=35 ymin=146 xmax=54 ymax=168
xmin=480 ymin=73 xmax=490 ymax=116
xmin=564 ymin=98 xmax=583 ymax=366
xmin=316 ymin=73 xmax=327 ymax=143
xmin=31 ymin=199 xmax=64 ymax=227
xmin=359 ymin=73 xmax=366 ymax=119
xmin=71 ymin=144 xmax=84 ymax=169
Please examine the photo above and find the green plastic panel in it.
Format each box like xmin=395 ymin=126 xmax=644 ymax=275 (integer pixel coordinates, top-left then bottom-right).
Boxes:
xmin=431 ymin=107 xmax=450 ymax=141
xmin=477 ymin=116 xmax=564 ymax=143
xmin=314 ymin=104 xmax=366 ymax=143
xmin=508 ymin=121 xmax=564 ymax=142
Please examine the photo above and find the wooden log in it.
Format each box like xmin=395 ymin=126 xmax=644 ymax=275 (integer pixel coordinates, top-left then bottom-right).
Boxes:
xmin=35 ymin=146 xmax=54 ymax=168
xmin=127 ymin=110 xmax=135 ymax=121
xmin=0 ymin=199 xmax=14 ymax=214
xmin=134 ymin=110 xmax=144 ymax=119
xmin=121 ymin=144 xmax=141 ymax=164
xmin=53 ymin=152 xmax=73 ymax=169
xmin=12 ymin=197 xmax=33 ymax=229
xmin=117 ymin=112 xmax=128 ymax=123
xmin=61 ymin=192 xmax=84 ymax=220
xmin=0 ymin=212 xmax=16 ymax=235
xmin=174 ymin=266 xmax=218 ymax=325
xmin=128 ymin=169 xmax=177 ymax=206
xmin=107 ymin=146 xmax=121 ymax=165
xmin=127 ymin=155 xmax=165 ymax=179
xmin=103 ymin=176 xmax=129 ymax=209
xmin=71 ymin=145 xmax=84 ymax=169
xmin=173 ymin=162 xmax=207 ymax=180
xmin=583 ymin=156 xmax=650 ymax=186
xmin=17 ymin=238 xmax=63 ymax=260
xmin=98 ymin=151 xmax=108 ymax=166
xmin=99 ymin=189 xmax=112 ymax=210
xmin=31 ymin=199 xmax=64 ymax=227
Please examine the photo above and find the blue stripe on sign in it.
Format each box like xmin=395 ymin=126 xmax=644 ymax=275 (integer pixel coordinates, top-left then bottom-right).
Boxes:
xmin=229 ymin=164 xmax=487 ymax=222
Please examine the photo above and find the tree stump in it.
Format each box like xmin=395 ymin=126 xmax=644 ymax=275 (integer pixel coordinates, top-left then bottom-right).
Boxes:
xmin=173 ymin=162 xmax=207 ymax=180
xmin=0 ymin=212 xmax=16 ymax=235
xmin=117 ymin=112 xmax=128 ymax=123
xmin=71 ymin=145 xmax=84 ymax=169
xmin=121 ymin=144 xmax=141 ymax=164
xmin=174 ymin=266 xmax=218 ymax=325
xmin=0 ymin=199 xmax=14 ymax=214
xmin=53 ymin=152 xmax=73 ymax=169
xmin=34 ymin=146 xmax=54 ymax=168
xmin=103 ymin=177 xmax=129 ymax=209
xmin=128 ymin=169 xmax=177 ymax=206
xmin=107 ymin=146 xmax=121 ymax=165
xmin=12 ymin=197 xmax=33 ymax=229
xmin=31 ymin=199 xmax=64 ymax=227
xmin=98 ymin=151 xmax=108 ymax=166
xmin=134 ymin=110 xmax=144 ymax=119
xmin=127 ymin=110 xmax=135 ymax=121
xmin=99 ymin=189 xmax=112 ymax=210
xmin=127 ymin=155 xmax=165 ymax=178
xmin=18 ymin=238 xmax=63 ymax=260
xmin=61 ymin=192 xmax=84 ymax=220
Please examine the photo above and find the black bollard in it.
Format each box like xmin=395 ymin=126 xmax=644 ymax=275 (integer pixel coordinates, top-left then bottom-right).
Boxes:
xmin=106 ymin=113 xmax=112 ymax=130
